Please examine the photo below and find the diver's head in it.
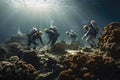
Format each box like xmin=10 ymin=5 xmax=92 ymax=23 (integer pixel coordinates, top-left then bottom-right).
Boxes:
xmin=32 ymin=27 xmax=38 ymax=32
xmin=44 ymin=28 xmax=49 ymax=33
xmin=83 ymin=25 xmax=88 ymax=30
xmin=50 ymin=25 xmax=57 ymax=30
xmin=70 ymin=30 xmax=74 ymax=32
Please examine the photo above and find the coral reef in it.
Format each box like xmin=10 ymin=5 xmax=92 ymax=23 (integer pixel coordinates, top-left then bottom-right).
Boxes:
xmin=58 ymin=53 xmax=120 ymax=80
xmin=0 ymin=60 xmax=39 ymax=80
xmin=98 ymin=22 xmax=120 ymax=59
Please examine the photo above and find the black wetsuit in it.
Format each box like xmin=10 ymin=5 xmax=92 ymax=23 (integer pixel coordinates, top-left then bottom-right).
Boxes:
xmin=46 ymin=29 xmax=59 ymax=45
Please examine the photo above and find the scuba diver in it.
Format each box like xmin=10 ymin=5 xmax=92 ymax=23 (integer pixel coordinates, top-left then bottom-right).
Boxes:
xmin=44 ymin=26 xmax=59 ymax=45
xmin=66 ymin=30 xmax=78 ymax=44
xmin=26 ymin=27 xmax=44 ymax=49
xmin=82 ymin=20 xmax=99 ymax=48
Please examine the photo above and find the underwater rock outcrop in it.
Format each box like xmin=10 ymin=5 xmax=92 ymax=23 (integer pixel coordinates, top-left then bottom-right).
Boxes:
xmin=21 ymin=50 xmax=43 ymax=70
xmin=58 ymin=53 xmax=120 ymax=80
xmin=98 ymin=22 xmax=120 ymax=59
xmin=69 ymin=42 xmax=80 ymax=50
xmin=0 ymin=60 xmax=39 ymax=80
xmin=50 ymin=42 xmax=67 ymax=54
xmin=82 ymin=47 xmax=92 ymax=52
xmin=36 ymin=56 xmax=63 ymax=80
xmin=0 ymin=47 xmax=8 ymax=61
xmin=7 ymin=42 xmax=23 ymax=56
xmin=7 ymin=42 xmax=43 ymax=70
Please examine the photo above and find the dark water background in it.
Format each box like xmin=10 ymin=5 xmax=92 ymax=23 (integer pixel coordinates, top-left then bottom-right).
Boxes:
xmin=0 ymin=0 xmax=120 ymax=42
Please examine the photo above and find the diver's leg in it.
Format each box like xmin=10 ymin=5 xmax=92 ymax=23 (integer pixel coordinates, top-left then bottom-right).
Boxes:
xmin=51 ymin=38 xmax=57 ymax=45
xmin=71 ymin=38 xmax=75 ymax=44
xmin=47 ymin=38 xmax=52 ymax=45
xmin=31 ymin=39 xmax=37 ymax=45
xmin=27 ymin=39 xmax=31 ymax=47
xmin=86 ymin=37 xmax=94 ymax=48
xmin=33 ymin=40 xmax=39 ymax=49
xmin=29 ymin=39 xmax=37 ymax=49
xmin=33 ymin=41 xmax=38 ymax=45
xmin=91 ymin=39 xmax=96 ymax=47
xmin=51 ymin=40 xmax=54 ymax=45
xmin=26 ymin=39 xmax=32 ymax=49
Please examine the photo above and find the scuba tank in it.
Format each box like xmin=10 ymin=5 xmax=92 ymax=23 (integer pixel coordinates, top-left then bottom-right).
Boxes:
xmin=28 ymin=28 xmax=38 ymax=37
xmin=90 ymin=20 xmax=99 ymax=31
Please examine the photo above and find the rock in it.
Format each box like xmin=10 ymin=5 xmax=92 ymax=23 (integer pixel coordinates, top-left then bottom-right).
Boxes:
xmin=0 ymin=60 xmax=39 ymax=80
xmin=82 ymin=47 xmax=92 ymax=52
xmin=36 ymin=72 xmax=54 ymax=80
xmin=98 ymin=22 xmax=120 ymax=59
xmin=6 ymin=42 xmax=43 ymax=70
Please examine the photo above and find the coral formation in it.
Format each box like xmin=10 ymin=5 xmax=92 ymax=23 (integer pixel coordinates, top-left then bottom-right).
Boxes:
xmin=98 ymin=22 xmax=120 ymax=59
xmin=0 ymin=60 xmax=39 ymax=80
xmin=7 ymin=42 xmax=43 ymax=70
xmin=7 ymin=42 xmax=23 ymax=56
xmin=0 ymin=47 xmax=8 ymax=60
xmin=58 ymin=53 xmax=120 ymax=80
